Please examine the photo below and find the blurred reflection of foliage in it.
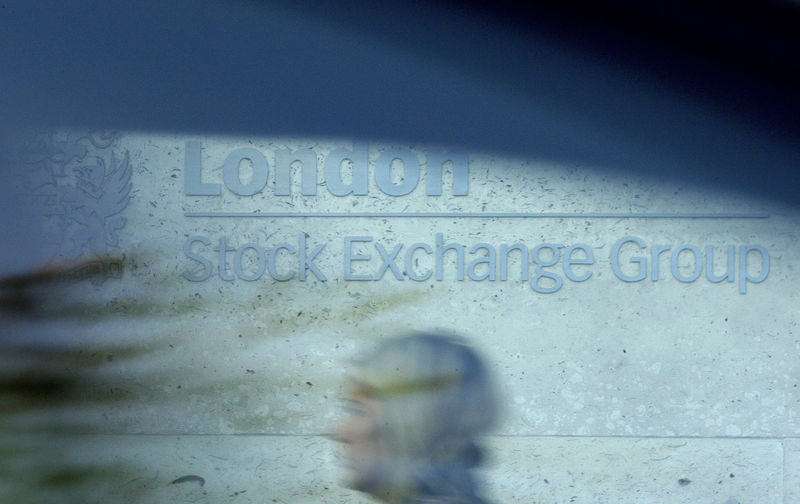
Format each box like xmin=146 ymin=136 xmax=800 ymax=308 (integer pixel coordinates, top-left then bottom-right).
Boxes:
xmin=0 ymin=255 xmax=191 ymax=503
xmin=0 ymin=253 xmax=430 ymax=503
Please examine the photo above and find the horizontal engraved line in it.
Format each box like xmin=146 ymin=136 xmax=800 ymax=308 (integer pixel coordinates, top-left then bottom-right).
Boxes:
xmin=76 ymin=432 xmax=789 ymax=440
xmin=184 ymin=212 xmax=770 ymax=219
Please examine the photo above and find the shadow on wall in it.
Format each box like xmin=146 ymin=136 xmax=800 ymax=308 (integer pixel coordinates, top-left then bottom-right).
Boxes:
xmin=1 ymin=1 xmax=798 ymax=207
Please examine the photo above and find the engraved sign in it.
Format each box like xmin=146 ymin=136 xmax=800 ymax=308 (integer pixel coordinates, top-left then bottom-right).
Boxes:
xmin=180 ymin=140 xmax=770 ymax=294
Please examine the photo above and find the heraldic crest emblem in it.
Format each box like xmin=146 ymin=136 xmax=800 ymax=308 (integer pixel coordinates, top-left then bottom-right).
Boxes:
xmin=20 ymin=130 xmax=132 ymax=279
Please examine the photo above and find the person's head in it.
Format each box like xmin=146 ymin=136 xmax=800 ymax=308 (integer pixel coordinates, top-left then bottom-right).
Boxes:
xmin=336 ymin=332 xmax=497 ymax=502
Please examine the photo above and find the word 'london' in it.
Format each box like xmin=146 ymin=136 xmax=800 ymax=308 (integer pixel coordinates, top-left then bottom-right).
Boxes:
xmin=184 ymin=141 xmax=468 ymax=197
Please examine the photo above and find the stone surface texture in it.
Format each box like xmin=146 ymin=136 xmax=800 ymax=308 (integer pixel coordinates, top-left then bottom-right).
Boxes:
xmin=2 ymin=132 xmax=797 ymax=502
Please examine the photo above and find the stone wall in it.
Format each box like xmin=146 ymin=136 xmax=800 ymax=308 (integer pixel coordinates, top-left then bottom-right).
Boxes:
xmin=2 ymin=131 xmax=797 ymax=503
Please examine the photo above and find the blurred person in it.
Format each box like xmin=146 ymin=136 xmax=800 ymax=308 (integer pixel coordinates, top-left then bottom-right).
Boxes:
xmin=336 ymin=332 xmax=498 ymax=504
